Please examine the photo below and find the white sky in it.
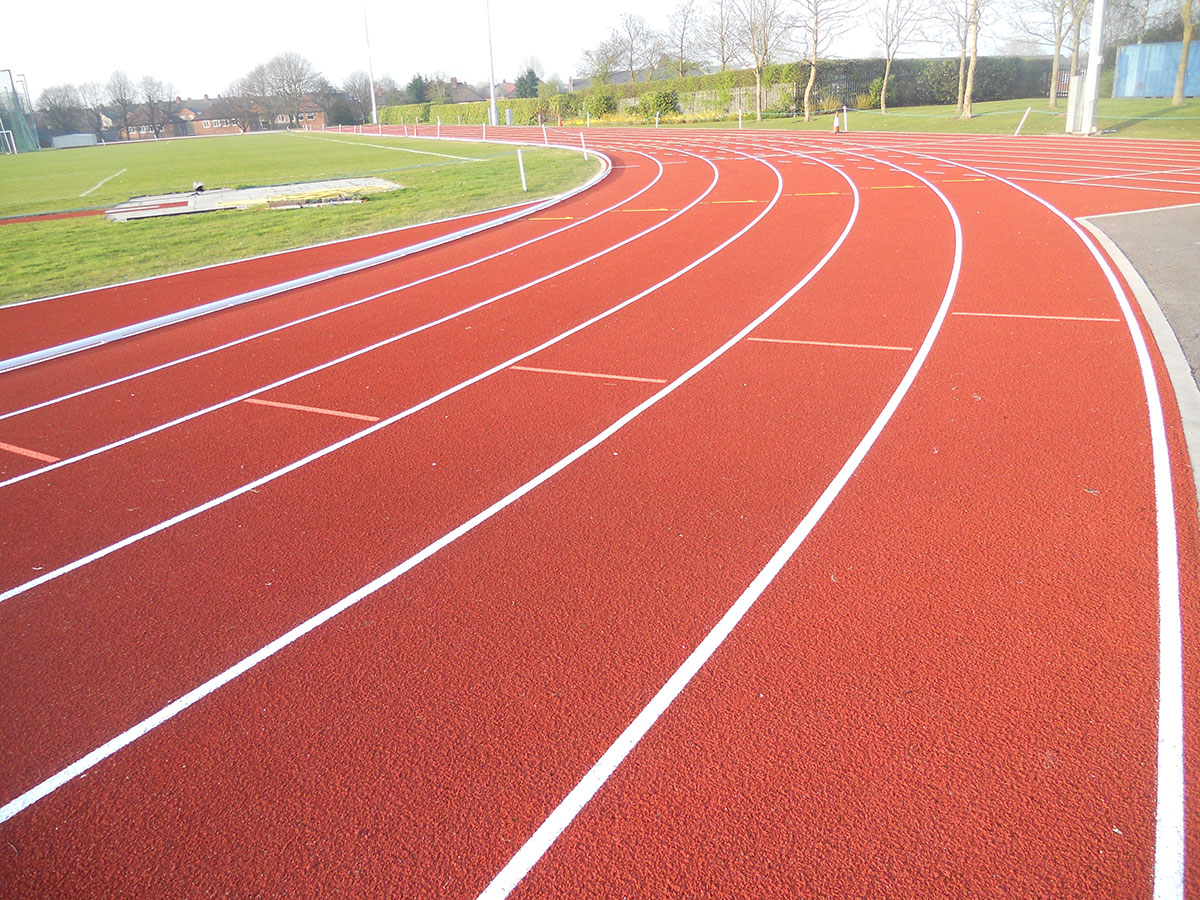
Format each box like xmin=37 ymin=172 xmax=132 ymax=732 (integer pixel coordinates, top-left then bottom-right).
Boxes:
xmin=9 ymin=0 xmax=979 ymax=103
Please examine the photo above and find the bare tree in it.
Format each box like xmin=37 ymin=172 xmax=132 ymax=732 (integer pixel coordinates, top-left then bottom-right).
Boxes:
xmin=872 ymin=0 xmax=926 ymax=112
xmin=931 ymin=0 xmax=971 ymax=112
xmin=1010 ymin=0 xmax=1071 ymax=107
xmin=1174 ymin=0 xmax=1196 ymax=104
xmin=139 ymin=76 xmax=174 ymax=135
xmin=731 ymin=0 xmax=796 ymax=120
xmin=795 ymin=0 xmax=863 ymax=120
xmin=960 ymin=0 xmax=983 ymax=117
xmin=106 ymin=70 xmax=137 ymax=139
xmin=613 ymin=13 xmax=664 ymax=81
xmin=668 ymin=0 xmax=704 ymax=76
xmin=223 ymin=80 xmax=260 ymax=133
xmin=1065 ymin=0 xmax=1092 ymax=84
xmin=705 ymin=0 xmax=741 ymax=69
xmin=78 ymin=81 xmax=106 ymax=136
xmin=581 ymin=36 xmax=622 ymax=85
xmin=343 ymin=71 xmax=373 ymax=124
xmin=37 ymin=84 xmax=83 ymax=134
xmin=266 ymin=51 xmax=321 ymax=127
xmin=241 ymin=64 xmax=277 ymax=128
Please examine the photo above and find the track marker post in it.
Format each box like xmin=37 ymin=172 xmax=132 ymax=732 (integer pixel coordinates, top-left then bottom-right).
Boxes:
xmin=586 ymin=111 xmax=590 ymax=127
xmin=655 ymin=112 xmax=660 ymax=127
xmin=483 ymin=122 xmax=487 ymax=140
xmin=1014 ymin=106 xmax=1032 ymax=135
xmin=581 ymin=133 xmax=588 ymax=161
xmin=437 ymin=116 xmax=441 ymax=137
xmin=543 ymin=123 xmax=548 ymax=144
xmin=517 ymin=150 xmax=528 ymax=192
xmin=738 ymin=110 xmax=743 ymax=129
xmin=843 ymin=105 xmax=849 ymax=132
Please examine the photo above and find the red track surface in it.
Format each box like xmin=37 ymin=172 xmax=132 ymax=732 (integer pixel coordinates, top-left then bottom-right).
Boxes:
xmin=1 ymin=127 xmax=1198 ymax=899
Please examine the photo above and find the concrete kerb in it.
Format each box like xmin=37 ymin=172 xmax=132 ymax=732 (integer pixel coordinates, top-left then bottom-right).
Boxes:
xmin=0 ymin=139 xmax=611 ymax=374
xmin=1080 ymin=216 xmax=1200 ymax=521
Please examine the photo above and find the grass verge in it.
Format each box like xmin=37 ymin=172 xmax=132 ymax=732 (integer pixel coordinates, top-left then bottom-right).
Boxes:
xmin=0 ymin=132 xmax=599 ymax=304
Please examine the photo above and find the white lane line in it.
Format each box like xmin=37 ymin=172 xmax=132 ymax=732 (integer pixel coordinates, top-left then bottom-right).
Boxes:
xmin=0 ymin=152 xmax=663 ymax=423
xmin=952 ymin=311 xmax=1121 ymax=323
xmin=0 ymin=153 xmax=707 ymax=488
xmin=747 ymin=336 xmax=913 ymax=351
xmin=0 ymin=146 xmax=819 ymax=824
xmin=78 ymin=169 xmax=127 ymax=197
xmin=880 ymin=144 xmax=1186 ymax=900
xmin=243 ymin=398 xmax=379 ymax=422
xmin=477 ymin=147 xmax=961 ymax=900
xmin=301 ymin=134 xmax=477 ymax=160
xmin=0 ymin=148 xmax=727 ymax=597
xmin=509 ymin=365 xmax=667 ymax=384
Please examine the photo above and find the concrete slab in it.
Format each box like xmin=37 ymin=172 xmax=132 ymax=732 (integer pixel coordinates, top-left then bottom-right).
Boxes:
xmin=106 ymin=177 xmax=400 ymax=222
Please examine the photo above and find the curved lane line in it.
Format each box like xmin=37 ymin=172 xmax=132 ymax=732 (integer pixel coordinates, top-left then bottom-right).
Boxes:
xmin=0 ymin=152 xmax=714 ymax=488
xmin=0 ymin=153 xmax=662 ymax=422
xmin=871 ymin=142 xmax=1186 ymax=900
xmin=476 ymin=143 xmax=962 ymax=900
xmin=0 ymin=143 xmax=827 ymax=823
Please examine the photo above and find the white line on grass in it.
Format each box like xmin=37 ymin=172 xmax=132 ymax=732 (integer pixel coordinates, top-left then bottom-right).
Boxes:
xmin=301 ymin=134 xmax=477 ymax=160
xmin=79 ymin=168 xmax=127 ymax=197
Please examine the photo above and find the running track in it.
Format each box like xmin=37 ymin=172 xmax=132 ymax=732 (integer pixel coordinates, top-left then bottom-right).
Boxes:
xmin=1 ymin=125 xmax=1199 ymax=898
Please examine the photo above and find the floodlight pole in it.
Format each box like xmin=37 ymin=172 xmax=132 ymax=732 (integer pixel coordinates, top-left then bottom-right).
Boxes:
xmin=1078 ymin=0 xmax=1108 ymax=134
xmin=364 ymin=9 xmax=379 ymax=126
xmin=486 ymin=0 xmax=499 ymax=127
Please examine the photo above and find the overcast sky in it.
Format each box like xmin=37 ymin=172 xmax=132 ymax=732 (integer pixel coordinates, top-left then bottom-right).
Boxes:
xmin=9 ymin=0 xmax=971 ymax=103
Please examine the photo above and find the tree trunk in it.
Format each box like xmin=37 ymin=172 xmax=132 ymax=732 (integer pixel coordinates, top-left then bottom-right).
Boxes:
xmin=956 ymin=49 xmax=967 ymax=113
xmin=961 ymin=3 xmax=979 ymax=119
xmin=1173 ymin=0 xmax=1194 ymax=105
xmin=1069 ymin=17 xmax=1083 ymax=78
xmin=882 ymin=56 xmax=893 ymax=114
xmin=755 ymin=66 xmax=764 ymax=121
xmin=1049 ymin=39 xmax=1063 ymax=108
xmin=804 ymin=52 xmax=818 ymax=122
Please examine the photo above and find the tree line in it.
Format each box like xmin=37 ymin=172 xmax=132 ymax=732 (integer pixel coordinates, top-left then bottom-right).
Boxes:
xmin=575 ymin=0 xmax=1192 ymax=120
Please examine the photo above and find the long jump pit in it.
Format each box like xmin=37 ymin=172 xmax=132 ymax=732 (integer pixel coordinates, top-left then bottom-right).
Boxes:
xmin=105 ymin=177 xmax=400 ymax=222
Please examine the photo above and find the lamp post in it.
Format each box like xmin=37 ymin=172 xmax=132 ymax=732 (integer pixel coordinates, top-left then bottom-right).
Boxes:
xmin=486 ymin=0 xmax=499 ymax=126
xmin=1078 ymin=0 xmax=1107 ymax=134
xmin=364 ymin=9 xmax=378 ymax=126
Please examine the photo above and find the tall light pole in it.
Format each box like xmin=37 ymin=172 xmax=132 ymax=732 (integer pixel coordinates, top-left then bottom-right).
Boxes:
xmin=1078 ymin=0 xmax=1108 ymax=134
xmin=364 ymin=9 xmax=379 ymax=125
xmin=486 ymin=0 xmax=499 ymax=126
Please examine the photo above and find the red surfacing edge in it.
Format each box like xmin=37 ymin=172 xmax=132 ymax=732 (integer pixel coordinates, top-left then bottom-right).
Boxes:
xmin=0 ymin=209 xmax=106 ymax=226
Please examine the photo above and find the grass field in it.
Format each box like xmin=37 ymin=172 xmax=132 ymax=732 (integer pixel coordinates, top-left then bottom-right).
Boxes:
xmin=673 ymin=96 xmax=1200 ymax=140
xmin=0 ymin=131 xmax=600 ymax=304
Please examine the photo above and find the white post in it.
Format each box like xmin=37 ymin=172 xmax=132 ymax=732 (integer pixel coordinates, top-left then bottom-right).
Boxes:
xmin=437 ymin=116 xmax=441 ymax=137
xmin=586 ymin=110 xmax=590 ymax=127
xmin=1078 ymin=0 xmax=1108 ymax=134
xmin=842 ymin=105 xmax=849 ymax=132
xmin=542 ymin=123 xmax=548 ymax=144
xmin=581 ymin=132 xmax=588 ymax=161
xmin=738 ymin=109 xmax=743 ymax=129
xmin=1014 ymin=106 xmax=1032 ymax=135
xmin=655 ymin=112 xmax=660 ymax=127
xmin=517 ymin=149 xmax=528 ymax=191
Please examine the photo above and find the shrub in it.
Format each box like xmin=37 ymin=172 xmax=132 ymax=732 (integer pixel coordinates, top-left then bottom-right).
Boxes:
xmin=637 ymin=89 xmax=681 ymax=118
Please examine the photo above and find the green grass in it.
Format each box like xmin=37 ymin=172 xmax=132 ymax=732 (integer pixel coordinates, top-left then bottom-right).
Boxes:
xmin=664 ymin=96 xmax=1200 ymax=140
xmin=0 ymin=132 xmax=599 ymax=304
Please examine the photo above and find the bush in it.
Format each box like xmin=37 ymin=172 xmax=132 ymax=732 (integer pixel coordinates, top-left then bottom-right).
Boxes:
xmin=584 ymin=91 xmax=617 ymax=117
xmin=637 ymin=89 xmax=680 ymax=118
xmin=866 ymin=76 xmax=899 ymax=109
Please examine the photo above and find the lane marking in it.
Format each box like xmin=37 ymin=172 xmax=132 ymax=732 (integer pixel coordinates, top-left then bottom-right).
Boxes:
xmin=478 ymin=146 xmax=963 ymax=900
xmin=510 ymin=365 xmax=667 ymax=384
xmin=0 ymin=441 xmax=60 ymax=464
xmin=952 ymin=311 xmax=1120 ymax=323
xmin=0 ymin=156 xmax=689 ymax=482
xmin=748 ymin=336 xmax=913 ymax=352
xmin=711 ymin=199 xmax=762 ymax=204
xmin=941 ymin=177 xmax=987 ymax=183
xmin=0 ymin=151 xmax=650 ymax=424
xmin=869 ymin=184 xmax=915 ymax=190
xmin=0 ymin=145 xmax=832 ymax=825
xmin=78 ymin=168 xmax=127 ymax=198
xmin=880 ymin=143 xmax=1187 ymax=900
xmin=529 ymin=216 xmax=575 ymax=221
xmin=621 ymin=208 xmax=674 ymax=212
xmin=0 ymin=147 xmax=730 ymax=593
xmin=786 ymin=191 xmax=845 ymax=196
xmin=301 ymin=134 xmax=477 ymax=160
xmin=243 ymin=398 xmax=379 ymax=422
